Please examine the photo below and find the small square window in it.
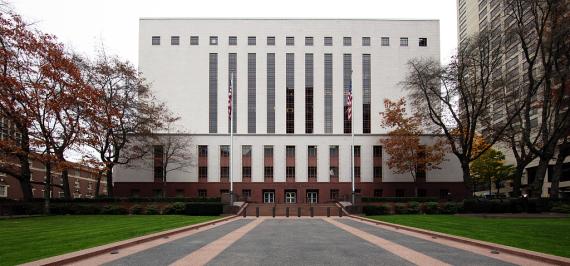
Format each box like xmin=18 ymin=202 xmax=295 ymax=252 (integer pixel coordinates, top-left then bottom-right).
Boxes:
xmin=190 ymin=36 xmax=199 ymax=45
xmin=198 ymin=189 xmax=207 ymax=198
xmin=324 ymin=37 xmax=333 ymax=46
xmin=343 ymin=37 xmax=352 ymax=46
xmin=286 ymin=36 xmax=295 ymax=46
xmin=242 ymin=167 xmax=252 ymax=178
xmin=305 ymin=36 xmax=314 ymax=46
xmin=248 ymin=36 xmax=256 ymax=46
xmin=171 ymin=36 xmax=180 ymax=45
xmin=419 ymin=37 xmax=428 ymax=47
xmin=210 ymin=36 xmax=218 ymax=45
xmin=400 ymin=37 xmax=408 ymax=47
xmin=267 ymin=36 xmax=275 ymax=46
xmin=199 ymin=167 xmax=208 ymax=178
xmin=152 ymin=36 xmax=160 ymax=45
xmin=229 ymin=36 xmax=237 ymax=45
xmin=381 ymin=37 xmax=390 ymax=46
xmin=362 ymin=37 xmax=371 ymax=46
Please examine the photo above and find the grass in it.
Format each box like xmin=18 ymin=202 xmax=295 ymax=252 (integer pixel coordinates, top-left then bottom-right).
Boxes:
xmin=368 ymin=215 xmax=570 ymax=258
xmin=0 ymin=215 xmax=218 ymax=266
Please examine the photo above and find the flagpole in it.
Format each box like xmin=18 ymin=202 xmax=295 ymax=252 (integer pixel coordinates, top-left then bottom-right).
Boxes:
xmin=229 ymin=72 xmax=234 ymax=205
xmin=350 ymin=70 xmax=355 ymax=205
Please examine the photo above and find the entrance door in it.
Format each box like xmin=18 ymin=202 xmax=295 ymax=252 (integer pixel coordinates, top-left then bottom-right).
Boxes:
xmin=263 ymin=191 xmax=275 ymax=203
xmin=307 ymin=191 xmax=318 ymax=203
xmin=285 ymin=191 xmax=297 ymax=203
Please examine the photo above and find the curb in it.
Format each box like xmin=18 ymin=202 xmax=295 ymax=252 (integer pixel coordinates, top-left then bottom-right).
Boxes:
xmin=348 ymin=214 xmax=570 ymax=266
xmin=23 ymin=215 xmax=238 ymax=266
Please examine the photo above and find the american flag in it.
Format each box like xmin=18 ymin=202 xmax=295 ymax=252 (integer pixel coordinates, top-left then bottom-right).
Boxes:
xmin=228 ymin=74 xmax=233 ymax=120
xmin=346 ymin=79 xmax=353 ymax=120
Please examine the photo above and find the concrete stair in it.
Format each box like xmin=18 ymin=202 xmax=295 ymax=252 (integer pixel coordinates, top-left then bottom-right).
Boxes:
xmin=242 ymin=203 xmax=345 ymax=217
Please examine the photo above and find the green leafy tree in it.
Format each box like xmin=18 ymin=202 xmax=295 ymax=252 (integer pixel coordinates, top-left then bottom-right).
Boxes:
xmin=471 ymin=148 xmax=515 ymax=196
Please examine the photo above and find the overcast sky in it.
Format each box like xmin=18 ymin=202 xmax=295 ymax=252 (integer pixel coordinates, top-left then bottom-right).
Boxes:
xmin=10 ymin=0 xmax=457 ymax=65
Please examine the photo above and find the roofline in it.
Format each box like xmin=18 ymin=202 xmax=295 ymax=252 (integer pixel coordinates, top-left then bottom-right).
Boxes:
xmin=139 ymin=17 xmax=439 ymax=22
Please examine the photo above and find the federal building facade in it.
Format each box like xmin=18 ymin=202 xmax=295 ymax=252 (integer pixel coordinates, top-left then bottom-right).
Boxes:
xmin=113 ymin=19 xmax=465 ymax=203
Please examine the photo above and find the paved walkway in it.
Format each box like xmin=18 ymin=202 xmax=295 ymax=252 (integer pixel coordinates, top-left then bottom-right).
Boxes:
xmin=74 ymin=217 xmax=556 ymax=266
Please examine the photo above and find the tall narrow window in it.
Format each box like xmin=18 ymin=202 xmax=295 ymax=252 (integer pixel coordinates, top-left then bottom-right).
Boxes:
xmin=343 ymin=54 xmax=352 ymax=134
xmin=324 ymin=54 xmax=333 ymax=133
xmin=229 ymin=53 xmax=237 ymax=133
xmin=286 ymin=53 xmax=295 ymax=134
xmin=373 ymin=145 xmax=382 ymax=181
xmin=267 ymin=53 xmax=275 ymax=133
xmin=242 ymin=145 xmax=252 ymax=181
xmin=209 ymin=53 xmax=218 ymax=133
xmin=220 ymin=145 xmax=230 ymax=181
xmin=264 ymin=145 xmax=273 ymax=181
xmin=329 ymin=145 xmax=339 ymax=181
xmin=363 ymin=54 xmax=371 ymax=133
xmin=286 ymin=145 xmax=295 ymax=181
xmin=153 ymin=145 xmax=164 ymax=181
xmin=305 ymin=53 xmax=314 ymax=133
xmin=198 ymin=145 xmax=208 ymax=181
xmin=248 ymin=53 xmax=256 ymax=133
xmin=308 ymin=145 xmax=317 ymax=181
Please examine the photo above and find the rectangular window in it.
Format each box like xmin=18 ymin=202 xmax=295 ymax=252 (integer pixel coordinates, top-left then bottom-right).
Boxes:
xmin=242 ymin=167 xmax=252 ymax=178
xmin=264 ymin=167 xmax=273 ymax=179
xmin=220 ymin=166 xmax=229 ymax=179
xmin=190 ymin=36 xmax=199 ymax=45
xmin=286 ymin=53 xmax=295 ymax=134
xmin=400 ymin=37 xmax=408 ymax=46
xmin=153 ymin=145 xmax=164 ymax=181
xmin=248 ymin=53 xmax=256 ymax=133
xmin=373 ymin=145 xmax=382 ymax=180
xmin=267 ymin=36 xmax=275 ymax=46
xmin=324 ymin=37 xmax=333 ymax=46
xmin=0 ymin=185 xmax=7 ymax=198
xmin=363 ymin=54 xmax=371 ymax=133
xmin=242 ymin=145 xmax=252 ymax=158
xmin=286 ymin=145 xmax=295 ymax=157
xmin=209 ymin=53 xmax=218 ymax=133
xmin=248 ymin=36 xmax=256 ymax=46
xmin=308 ymin=145 xmax=317 ymax=158
xmin=373 ymin=146 xmax=382 ymax=157
xmin=440 ymin=189 xmax=450 ymax=199
xmin=343 ymin=37 xmax=352 ymax=46
xmin=220 ymin=145 xmax=230 ymax=157
xmin=264 ymin=145 xmax=273 ymax=158
xmin=242 ymin=189 xmax=252 ymax=199
xmin=373 ymin=166 xmax=382 ymax=179
xmin=343 ymin=54 xmax=352 ymax=134
xmin=362 ymin=37 xmax=371 ymax=46
xmin=381 ymin=37 xmax=390 ymax=46
xmin=198 ymin=189 xmax=207 ymax=198
xmin=286 ymin=36 xmax=295 ymax=46
xmin=305 ymin=53 xmax=314 ymax=133
xmin=152 ymin=36 xmax=160 ymax=45
xmin=330 ymin=167 xmax=338 ymax=179
xmin=171 ymin=36 xmax=180 ymax=45
xmin=308 ymin=167 xmax=317 ymax=179
xmin=353 ymin=146 xmax=360 ymax=158
xmin=267 ymin=53 xmax=275 ymax=133
xmin=286 ymin=167 xmax=295 ymax=178
xmin=354 ymin=166 xmax=361 ymax=178
xmin=324 ymin=54 xmax=333 ymax=133
xmin=305 ymin=36 xmax=313 ymax=46
xmin=229 ymin=53 xmax=237 ymax=133
xmin=419 ymin=37 xmax=428 ymax=47
xmin=199 ymin=166 xmax=208 ymax=178
xmin=210 ymin=36 xmax=218 ymax=45
xmin=198 ymin=145 xmax=208 ymax=157
xmin=330 ymin=145 xmax=339 ymax=180
xmin=229 ymin=36 xmax=237 ymax=45
xmin=330 ymin=189 xmax=339 ymax=200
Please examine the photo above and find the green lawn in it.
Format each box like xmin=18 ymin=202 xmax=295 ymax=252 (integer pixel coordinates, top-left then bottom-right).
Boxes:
xmin=368 ymin=215 xmax=570 ymax=258
xmin=0 ymin=215 xmax=218 ymax=266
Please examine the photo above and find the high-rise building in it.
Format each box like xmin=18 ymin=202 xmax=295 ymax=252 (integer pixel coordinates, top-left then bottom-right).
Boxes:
xmin=113 ymin=19 xmax=465 ymax=202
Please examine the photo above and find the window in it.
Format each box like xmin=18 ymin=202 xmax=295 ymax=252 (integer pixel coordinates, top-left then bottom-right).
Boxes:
xmin=381 ymin=37 xmax=390 ymax=46
xmin=362 ymin=37 xmax=371 ymax=46
xmin=324 ymin=53 xmax=333 ymax=133
xmin=374 ymin=189 xmax=383 ymax=197
xmin=267 ymin=36 xmax=275 ymax=46
xmin=198 ymin=145 xmax=208 ymax=157
xmin=330 ymin=189 xmax=339 ymax=200
xmin=242 ymin=145 xmax=252 ymax=158
xmin=229 ymin=36 xmax=237 ymax=45
xmin=198 ymin=189 xmax=207 ymax=198
xmin=330 ymin=145 xmax=339 ymax=157
xmin=440 ymin=189 xmax=450 ymax=199
xmin=330 ymin=167 xmax=338 ymax=179
xmin=209 ymin=53 xmax=218 ymax=133
xmin=264 ymin=167 xmax=273 ymax=178
xmin=171 ymin=36 xmax=180 ymax=45
xmin=400 ymin=37 xmax=408 ymax=46
xmin=354 ymin=166 xmax=361 ymax=178
xmin=199 ymin=167 xmax=208 ymax=178
xmin=286 ymin=167 xmax=295 ymax=178
xmin=209 ymin=36 xmax=218 ymax=45
xmin=242 ymin=189 xmax=252 ymax=199
xmin=305 ymin=53 xmax=314 ymax=133
xmin=264 ymin=145 xmax=273 ymax=158
xmin=305 ymin=36 xmax=313 ymax=46
xmin=286 ymin=53 xmax=295 ymax=133
xmin=343 ymin=37 xmax=352 ymax=46
xmin=242 ymin=167 xmax=252 ymax=178
xmin=0 ymin=185 xmax=7 ymax=197
xmin=248 ymin=36 xmax=256 ymax=45
xmin=190 ymin=36 xmax=199 ymax=45
xmin=343 ymin=54 xmax=352 ymax=133
xmin=308 ymin=167 xmax=317 ymax=178
xmin=220 ymin=167 xmax=229 ymax=179
xmin=308 ymin=145 xmax=317 ymax=157
xmin=353 ymin=146 xmax=360 ymax=158
xmin=286 ymin=36 xmax=294 ymax=46
xmin=267 ymin=53 xmax=276 ymax=133
xmin=220 ymin=145 xmax=230 ymax=157
xmin=374 ymin=167 xmax=382 ymax=179
xmin=362 ymin=54 xmax=371 ymax=133
xmin=324 ymin=37 xmax=333 ymax=46
xmin=153 ymin=145 xmax=164 ymax=180
xmin=229 ymin=53 xmax=237 ymax=133
xmin=248 ymin=53 xmax=256 ymax=133
xmin=152 ymin=36 xmax=160 ymax=45
xmin=373 ymin=146 xmax=382 ymax=157
xmin=419 ymin=38 xmax=427 ymax=47
xmin=286 ymin=146 xmax=295 ymax=157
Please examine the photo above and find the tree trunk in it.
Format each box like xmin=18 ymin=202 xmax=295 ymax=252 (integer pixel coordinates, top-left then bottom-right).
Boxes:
xmin=61 ymin=168 xmax=72 ymax=199
xmin=511 ymin=166 xmax=525 ymax=198
xmin=95 ymin=170 xmax=102 ymax=198
xmin=17 ymin=154 xmax=33 ymax=201
xmin=106 ymin=169 xmax=114 ymax=198
xmin=530 ymin=156 xmax=551 ymax=198
xmin=550 ymin=154 xmax=566 ymax=199
xmin=461 ymin=160 xmax=473 ymax=198
xmin=44 ymin=161 xmax=52 ymax=215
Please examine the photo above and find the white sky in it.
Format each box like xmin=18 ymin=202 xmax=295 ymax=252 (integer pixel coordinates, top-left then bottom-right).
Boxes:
xmin=9 ymin=0 xmax=458 ymax=66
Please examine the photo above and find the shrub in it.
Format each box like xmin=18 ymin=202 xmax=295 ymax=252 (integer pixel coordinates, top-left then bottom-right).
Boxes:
xmin=130 ymin=205 xmax=145 ymax=215
xmin=101 ymin=205 xmax=128 ymax=215
xmin=440 ymin=202 xmax=459 ymax=214
xmin=423 ymin=202 xmax=439 ymax=214
xmin=394 ymin=203 xmax=409 ymax=214
xmin=145 ymin=204 xmax=161 ymax=215
xmin=551 ymin=203 xmax=570 ymax=214
xmin=163 ymin=202 xmax=186 ymax=215
xmin=184 ymin=203 xmax=223 ymax=216
xmin=362 ymin=197 xmax=439 ymax=203
xmin=407 ymin=202 xmax=421 ymax=214
xmin=363 ymin=205 xmax=390 ymax=215
xmin=71 ymin=204 xmax=101 ymax=215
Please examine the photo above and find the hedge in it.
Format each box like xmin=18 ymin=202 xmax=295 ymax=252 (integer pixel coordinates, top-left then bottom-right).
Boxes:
xmin=27 ymin=197 xmax=222 ymax=203
xmin=184 ymin=203 xmax=224 ymax=216
xmin=362 ymin=197 xmax=440 ymax=203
